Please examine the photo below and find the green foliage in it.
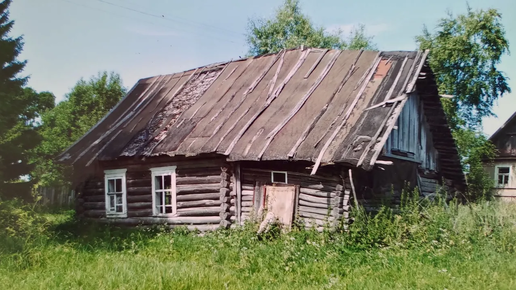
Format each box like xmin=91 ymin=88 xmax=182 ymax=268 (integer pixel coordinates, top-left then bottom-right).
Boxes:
xmin=246 ymin=0 xmax=376 ymax=56
xmin=0 ymin=198 xmax=50 ymax=254
xmin=31 ymin=71 xmax=126 ymax=187
xmin=452 ymin=127 xmax=496 ymax=200
xmin=416 ymin=7 xmax=510 ymax=200
xmin=416 ymin=7 xmax=510 ymax=129
xmin=0 ymin=0 xmax=55 ymax=188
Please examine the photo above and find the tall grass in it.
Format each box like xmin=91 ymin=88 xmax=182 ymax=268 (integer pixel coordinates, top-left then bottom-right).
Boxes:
xmin=1 ymin=192 xmax=516 ymax=289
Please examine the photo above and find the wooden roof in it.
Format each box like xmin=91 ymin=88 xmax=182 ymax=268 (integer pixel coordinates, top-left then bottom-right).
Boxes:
xmin=58 ymin=48 xmax=463 ymax=183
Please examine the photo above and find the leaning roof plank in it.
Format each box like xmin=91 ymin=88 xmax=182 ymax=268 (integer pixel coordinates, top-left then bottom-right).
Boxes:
xmin=58 ymin=48 xmax=464 ymax=186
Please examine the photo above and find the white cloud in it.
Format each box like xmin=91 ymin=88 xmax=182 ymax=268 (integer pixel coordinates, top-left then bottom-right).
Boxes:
xmin=326 ymin=23 xmax=391 ymax=36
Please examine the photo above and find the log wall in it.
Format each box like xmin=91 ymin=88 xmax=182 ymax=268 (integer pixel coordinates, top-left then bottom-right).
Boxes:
xmin=76 ymin=156 xmax=232 ymax=230
xmin=239 ymin=166 xmax=350 ymax=230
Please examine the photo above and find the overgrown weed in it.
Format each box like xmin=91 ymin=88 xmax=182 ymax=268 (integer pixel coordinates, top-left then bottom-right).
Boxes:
xmin=2 ymin=191 xmax=516 ymax=289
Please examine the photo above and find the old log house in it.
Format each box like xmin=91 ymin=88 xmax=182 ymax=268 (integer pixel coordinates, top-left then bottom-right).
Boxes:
xmin=58 ymin=48 xmax=465 ymax=231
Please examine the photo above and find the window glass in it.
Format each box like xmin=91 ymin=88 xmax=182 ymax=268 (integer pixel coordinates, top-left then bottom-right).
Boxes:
xmin=272 ymin=171 xmax=287 ymax=184
xmin=151 ymin=166 xmax=177 ymax=216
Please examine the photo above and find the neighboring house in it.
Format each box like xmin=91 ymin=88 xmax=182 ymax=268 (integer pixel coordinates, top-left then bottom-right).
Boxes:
xmin=486 ymin=112 xmax=516 ymax=200
xmin=58 ymin=48 xmax=465 ymax=231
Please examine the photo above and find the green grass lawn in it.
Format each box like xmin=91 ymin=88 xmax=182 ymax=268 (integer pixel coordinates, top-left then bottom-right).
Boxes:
xmin=2 ymin=200 xmax=516 ymax=289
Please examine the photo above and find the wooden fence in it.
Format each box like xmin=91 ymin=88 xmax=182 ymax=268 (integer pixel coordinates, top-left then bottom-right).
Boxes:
xmin=37 ymin=187 xmax=76 ymax=208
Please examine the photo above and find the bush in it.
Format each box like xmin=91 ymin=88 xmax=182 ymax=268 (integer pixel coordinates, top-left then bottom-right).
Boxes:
xmin=0 ymin=198 xmax=54 ymax=264
xmin=345 ymin=187 xmax=516 ymax=252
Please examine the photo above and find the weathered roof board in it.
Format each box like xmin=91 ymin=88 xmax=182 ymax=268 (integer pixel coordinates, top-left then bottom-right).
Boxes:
xmin=59 ymin=48 xmax=464 ymax=186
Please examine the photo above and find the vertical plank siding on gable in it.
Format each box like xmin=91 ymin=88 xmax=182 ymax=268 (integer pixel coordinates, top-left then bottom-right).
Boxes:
xmin=385 ymin=93 xmax=438 ymax=172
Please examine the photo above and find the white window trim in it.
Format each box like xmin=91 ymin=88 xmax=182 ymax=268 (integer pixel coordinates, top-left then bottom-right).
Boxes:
xmin=150 ymin=166 xmax=177 ymax=217
xmin=271 ymin=171 xmax=288 ymax=184
xmin=495 ymin=165 xmax=511 ymax=188
xmin=104 ymin=169 xmax=127 ymax=218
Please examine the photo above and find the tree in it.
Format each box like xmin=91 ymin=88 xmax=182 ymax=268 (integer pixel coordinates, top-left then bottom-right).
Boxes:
xmin=246 ymin=0 xmax=376 ymax=56
xmin=0 ymin=0 xmax=55 ymax=189
xmin=31 ymin=71 xmax=126 ymax=187
xmin=417 ymin=7 xmax=510 ymax=130
xmin=417 ymin=7 xmax=510 ymax=200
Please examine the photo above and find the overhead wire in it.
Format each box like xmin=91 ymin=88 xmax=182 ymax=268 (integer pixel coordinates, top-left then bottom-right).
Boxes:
xmin=98 ymin=0 xmax=243 ymax=37
xmin=58 ymin=0 xmax=245 ymax=45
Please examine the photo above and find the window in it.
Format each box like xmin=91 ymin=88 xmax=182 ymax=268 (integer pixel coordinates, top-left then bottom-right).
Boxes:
xmin=271 ymin=171 xmax=288 ymax=184
xmin=151 ymin=166 xmax=177 ymax=216
xmin=104 ymin=169 xmax=127 ymax=218
xmin=496 ymin=166 xmax=511 ymax=187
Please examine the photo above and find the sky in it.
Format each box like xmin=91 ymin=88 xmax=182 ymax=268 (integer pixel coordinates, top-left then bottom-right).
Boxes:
xmin=9 ymin=0 xmax=516 ymax=136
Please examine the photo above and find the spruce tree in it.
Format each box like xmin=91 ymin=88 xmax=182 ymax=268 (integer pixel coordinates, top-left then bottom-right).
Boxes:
xmin=0 ymin=0 xmax=54 ymax=187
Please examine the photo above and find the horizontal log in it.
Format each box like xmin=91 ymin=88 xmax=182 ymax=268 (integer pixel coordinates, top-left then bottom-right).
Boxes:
xmin=176 ymin=175 xmax=220 ymax=185
xmin=126 ymin=179 xmax=149 ymax=188
xmin=128 ymin=209 xmax=153 ymax=217
xmin=176 ymin=192 xmax=220 ymax=201
xmin=305 ymin=183 xmax=343 ymax=192
xmin=230 ymin=198 xmax=235 ymax=205
xmin=299 ymin=193 xmax=340 ymax=205
xmin=242 ymin=189 xmax=254 ymax=196
xmin=177 ymin=168 xmax=222 ymax=178
xmin=176 ymin=206 xmax=221 ymax=217
xmin=104 ymin=216 xmax=221 ymax=225
xmin=242 ymin=185 xmax=254 ymax=191
xmin=127 ymin=195 xmax=152 ymax=203
xmin=242 ymin=201 xmax=253 ymax=207
xmin=128 ymin=186 xmax=151 ymax=195
xmin=241 ymin=207 xmax=252 ymax=213
xmin=230 ymin=215 xmax=236 ymax=222
xmin=177 ymin=183 xmax=221 ymax=195
xmin=242 ymin=195 xmax=253 ymax=202
xmin=83 ymin=202 xmax=104 ymax=210
xmin=297 ymin=211 xmax=336 ymax=221
xmin=127 ymin=202 xmax=152 ymax=210
xmin=177 ymin=199 xmax=222 ymax=208
xmin=299 ymin=199 xmax=333 ymax=209
xmin=84 ymin=181 xmax=102 ymax=189
xmin=83 ymin=188 xmax=103 ymax=195
xmin=83 ymin=210 xmax=105 ymax=218
xmin=81 ymin=195 xmax=104 ymax=202
xmin=298 ymin=206 xmax=340 ymax=216
xmin=299 ymin=187 xmax=338 ymax=198
xmin=243 ymin=168 xmax=340 ymax=182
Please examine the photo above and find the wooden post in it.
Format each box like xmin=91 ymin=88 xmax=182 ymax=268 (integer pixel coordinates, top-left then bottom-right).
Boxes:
xmin=235 ymin=163 xmax=242 ymax=225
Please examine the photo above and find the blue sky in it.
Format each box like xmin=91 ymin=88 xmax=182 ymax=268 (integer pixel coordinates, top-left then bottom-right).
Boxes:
xmin=9 ymin=0 xmax=515 ymax=136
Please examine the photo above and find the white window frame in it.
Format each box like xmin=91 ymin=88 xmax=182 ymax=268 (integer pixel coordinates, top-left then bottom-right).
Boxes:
xmin=104 ymin=169 xmax=127 ymax=218
xmin=150 ymin=166 xmax=177 ymax=216
xmin=495 ymin=165 xmax=511 ymax=188
xmin=271 ymin=171 xmax=288 ymax=184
